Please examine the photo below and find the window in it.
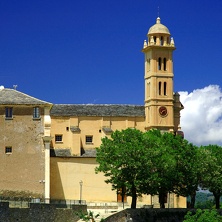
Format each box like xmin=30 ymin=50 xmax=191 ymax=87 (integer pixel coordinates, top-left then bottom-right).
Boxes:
xmin=163 ymin=58 xmax=167 ymax=71
xmin=158 ymin=57 xmax=162 ymax=70
xmin=86 ymin=136 xmax=93 ymax=144
xmin=55 ymin=135 xmax=63 ymax=143
xmin=33 ymin=107 xmax=40 ymax=119
xmin=164 ymin=82 xmax=167 ymax=95
xmin=153 ymin=36 xmax=156 ymax=44
xmin=160 ymin=36 xmax=164 ymax=45
xmin=5 ymin=146 xmax=12 ymax=154
xmin=159 ymin=81 xmax=162 ymax=95
xmin=146 ymin=58 xmax=150 ymax=71
xmin=167 ymin=37 xmax=170 ymax=44
xmin=5 ymin=107 xmax=13 ymax=119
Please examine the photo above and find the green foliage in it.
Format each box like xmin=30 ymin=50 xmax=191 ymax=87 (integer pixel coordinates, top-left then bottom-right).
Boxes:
xmin=96 ymin=128 xmax=152 ymax=208
xmin=183 ymin=209 xmax=222 ymax=222
xmin=199 ymin=145 xmax=222 ymax=208
xmin=190 ymin=192 xmax=215 ymax=209
xmin=96 ymin=128 xmax=199 ymax=208
xmin=76 ymin=210 xmax=100 ymax=222
xmin=195 ymin=200 xmax=215 ymax=209
xmin=95 ymin=127 xmax=222 ymax=209
xmin=142 ymin=130 xmax=179 ymax=208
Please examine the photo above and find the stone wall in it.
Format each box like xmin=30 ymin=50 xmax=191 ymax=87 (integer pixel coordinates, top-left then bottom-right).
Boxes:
xmin=104 ymin=208 xmax=189 ymax=222
xmin=0 ymin=105 xmax=45 ymax=195
xmin=105 ymin=208 xmax=222 ymax=222
xmin=0 ymin=202 xmax=86 ymax=222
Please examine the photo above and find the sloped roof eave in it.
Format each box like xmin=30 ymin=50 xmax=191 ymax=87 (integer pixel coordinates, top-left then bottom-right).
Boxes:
xmin=50 ymin=104 xmax=145 ymax=117
xmin=0 ymin=88 xmax=52 ymax=105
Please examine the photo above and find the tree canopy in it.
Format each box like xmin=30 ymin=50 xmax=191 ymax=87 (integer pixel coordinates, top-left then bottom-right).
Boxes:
xmin=95 ymin=128 xmax=152 ymax=208
xmin=96 ymin=128 xmax=197 ymax=208
xmin=184 ymin=209 xmax=222 ymax=222
xmin=95 ymin=128 xmax=222 ymax=209
xmin=199 ymin=145 xmax=222 ymax=209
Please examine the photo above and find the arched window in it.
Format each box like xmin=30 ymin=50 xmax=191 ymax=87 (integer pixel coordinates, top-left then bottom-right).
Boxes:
xmin=160 ymin=36 xmax=164 ymax=46
xmin=159 ymin=82 xmax=162 ymax=95
xmin=154 ymin=36 xmax=157 ymax=44
xmin=163 ymin=58 xmax=167 ymax=71
xmin=167 ymin=37 xmax=170 ymax=44
xmin=164 ymin=82 xmax=167 ymax=95
xmin=158 ymin=57 xmax=162 ymax=70
xmin=147 ymin=59 xmax=150 ymax=71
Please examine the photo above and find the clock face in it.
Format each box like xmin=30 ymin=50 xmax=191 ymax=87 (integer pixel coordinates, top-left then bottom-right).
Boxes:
xmin=159 ymin=106 xmax=167 ymax=117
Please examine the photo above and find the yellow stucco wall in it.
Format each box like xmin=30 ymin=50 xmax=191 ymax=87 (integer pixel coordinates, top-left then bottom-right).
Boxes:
xmin=50 ymin=157 xmax=187 ymax=208
xmin=51 ymin=116 xmax=145 ymax=155
xmin=50 ymin=157 xmax=117 ymax=202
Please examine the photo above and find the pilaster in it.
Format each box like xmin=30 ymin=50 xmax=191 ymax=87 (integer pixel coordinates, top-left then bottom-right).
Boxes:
xmin=42 ymin=136 xmax=53 ymax=203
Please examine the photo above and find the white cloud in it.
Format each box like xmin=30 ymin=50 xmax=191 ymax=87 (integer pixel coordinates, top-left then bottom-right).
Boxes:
xmin=179 ymin=85 xmax=222 ymax=146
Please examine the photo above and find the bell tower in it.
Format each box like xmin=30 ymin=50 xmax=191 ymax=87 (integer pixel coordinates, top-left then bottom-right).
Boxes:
xmin=142 ymin=17 xmax=183 ymax=133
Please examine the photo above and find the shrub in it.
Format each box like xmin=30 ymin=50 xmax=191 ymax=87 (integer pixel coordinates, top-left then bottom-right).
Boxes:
xmin=184 ymin=209 xmax=222 ymax=222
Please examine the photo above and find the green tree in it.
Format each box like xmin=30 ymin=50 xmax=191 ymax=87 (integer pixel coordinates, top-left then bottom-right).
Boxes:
xmin=183 ymin=209 xmax=222 ymax=222
xmin=199 ymin=145 xmax=222 ymax=209
xmin=143 ymin=130 xmax=200 ymax=208
xmin=171 ymin=137 xmax=200 ymax=208
xmin=95 ymin=128 xmax=153 ymax=209
xmin=96 ymin=128 xmax=200 ymax=209
xmin=142 ymin=130 xmax=177 ymax=208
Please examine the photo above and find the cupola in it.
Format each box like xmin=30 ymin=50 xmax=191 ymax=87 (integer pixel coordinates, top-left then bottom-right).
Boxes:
xmin=148 ymin=17 xmax=170 ymax=35
xmin=144 ymin=17 xmax=174 ymax=47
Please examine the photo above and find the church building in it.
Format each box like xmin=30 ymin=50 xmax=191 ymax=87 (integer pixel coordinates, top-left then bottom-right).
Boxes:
xmin=0 ymin=17 xmax=185 ymax=208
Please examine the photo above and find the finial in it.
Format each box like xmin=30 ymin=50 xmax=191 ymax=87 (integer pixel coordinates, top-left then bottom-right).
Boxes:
xmin=150 ymin=36 xmax=154 ymax=45
xmin=143 ymin=40 xmax=148 ymax=48
xmin=13 ymin=85 xmax=18 ymax=90
xmin=170 ymin=37 xmax=175 ymax=46
xmin=158 ymin=6 xmax=160 ymax=17
xmin=156 ymin=17 xmax=161 ymax=24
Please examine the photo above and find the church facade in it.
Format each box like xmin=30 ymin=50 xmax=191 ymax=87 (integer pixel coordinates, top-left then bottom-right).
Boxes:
xmin=0 ymin=18 xmax=185 ymax=208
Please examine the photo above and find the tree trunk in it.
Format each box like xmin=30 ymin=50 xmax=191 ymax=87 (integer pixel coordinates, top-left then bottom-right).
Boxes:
xmin=189 ymin=191 xmax=196 ymax=208
xmin=131 ymin=184 xmax=137 ymax=209
xmin=159 ymin=192 xmax=166 ymax=208
xmin=213 ymin=191 xmax=220 ymax=209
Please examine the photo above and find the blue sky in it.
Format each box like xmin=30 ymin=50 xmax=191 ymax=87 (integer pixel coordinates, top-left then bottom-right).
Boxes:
xmin=1 ymin=0 xmax=222 ymax=145
xmin=1 ymin=0 xmax=221 ymax=104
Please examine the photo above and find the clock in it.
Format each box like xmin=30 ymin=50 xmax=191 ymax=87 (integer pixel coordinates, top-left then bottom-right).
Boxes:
xmin=159 ymin=106 xmax=167 ymax=117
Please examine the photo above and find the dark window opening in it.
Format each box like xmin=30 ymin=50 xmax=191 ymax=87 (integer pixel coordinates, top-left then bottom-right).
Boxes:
xmin=33 ymin=107 xmax=40 ymax=119
xmin=154 ymin=36 xmax=156 ymax=44
xmin=160 ymin=36 xmax=164 ymax=45
xmin=163 ymin=58 xmax=167 ymax=71
xmin=5 ymin=107 xmax=13 ymax=119
xmin=159 ymin=82 xmax=162 ymax=95
xmin=86 ymin=136 xmax=93 ymax=144
xmin=164 ymin=82 xmax=167 ymax=95
xmin=5 ymin=146 xmax=12 ymax=154
xmin=158 ymin=57 xmax=162 ymax=70
xmin=55 ymin=135 xmax=63 ymax=142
